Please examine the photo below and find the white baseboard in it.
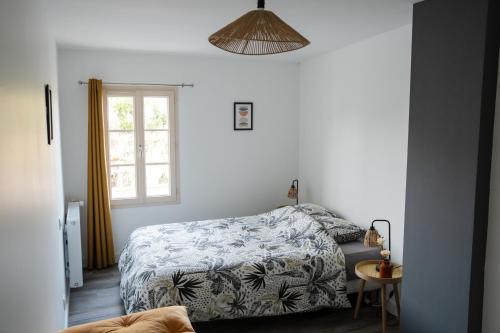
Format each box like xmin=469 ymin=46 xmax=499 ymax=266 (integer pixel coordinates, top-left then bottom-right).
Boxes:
xmin=64 ymin=279 xmax=70 ymax=328
xmin=386 ymin=297 xmax=398 ymax=316
xmin=385 ymin=283 xmax=400 ymax=317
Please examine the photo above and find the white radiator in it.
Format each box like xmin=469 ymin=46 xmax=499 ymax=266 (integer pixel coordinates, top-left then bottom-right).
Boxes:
xmin=65 ymin=201 xmax=83 ymax=288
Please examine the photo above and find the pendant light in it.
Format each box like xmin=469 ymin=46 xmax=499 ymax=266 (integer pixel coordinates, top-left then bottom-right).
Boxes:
xmin=209 ymin=0 xmax=310 ymax=55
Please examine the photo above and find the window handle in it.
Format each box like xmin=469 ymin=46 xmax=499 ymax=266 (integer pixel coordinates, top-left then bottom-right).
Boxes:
xmin=138 ymin=144 xmax=144 ymax=157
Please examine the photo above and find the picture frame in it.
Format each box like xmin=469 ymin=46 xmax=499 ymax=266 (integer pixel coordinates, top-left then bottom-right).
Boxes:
xmin=234 ymin=102 xmax=253 ymax=131
xmin=44 ymin=84 xmax=53 ymax=145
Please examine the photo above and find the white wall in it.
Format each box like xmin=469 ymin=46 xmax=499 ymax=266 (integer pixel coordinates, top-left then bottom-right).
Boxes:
xmin=298 ymin=25 xmax=412 ymax=263
xmin=0 ymin=0 xmax=66 ymax=332
xmin=483 ymin=56 xmax=500 ymax=333
xmin=58 ymin=49 xmax=299 ymax=261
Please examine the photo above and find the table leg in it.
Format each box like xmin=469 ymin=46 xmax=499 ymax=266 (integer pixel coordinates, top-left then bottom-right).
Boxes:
xmin=381 ymin=284 xmax=387 ymax=333
xmin=353 ymin=279 xmax=366 ymax=320
xmin=393 ymin=283 xmax=401 ymax=320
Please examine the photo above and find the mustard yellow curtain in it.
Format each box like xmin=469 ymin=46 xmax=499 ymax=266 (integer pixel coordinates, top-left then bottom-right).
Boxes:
xmin=87 ymin=79 xmax=115 ymax=269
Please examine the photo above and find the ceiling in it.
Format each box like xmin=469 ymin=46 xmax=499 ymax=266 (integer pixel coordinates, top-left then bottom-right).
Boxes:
xmin=47 ymin=0 xmax=414 ymax=62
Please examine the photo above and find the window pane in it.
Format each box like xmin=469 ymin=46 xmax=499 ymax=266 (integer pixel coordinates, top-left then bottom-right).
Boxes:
xmin=144 ymin=97 xmax=168 ymax=129
xmin=145 ymin=130 xmax=169 ymax=163
xmin=109 ymin=132 xmax=135 ymax=165
xmin=110 ymin=166 xmax=136 ymax=199
xmin=108 ymin=96 xmax=134 ymax=130
xmin=146 ymin=164 xmax=170 ymax=197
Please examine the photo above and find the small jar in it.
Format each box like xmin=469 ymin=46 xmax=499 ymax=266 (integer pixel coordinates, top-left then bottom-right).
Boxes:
xmin=379 ymin=259 xmax=393 ymax=278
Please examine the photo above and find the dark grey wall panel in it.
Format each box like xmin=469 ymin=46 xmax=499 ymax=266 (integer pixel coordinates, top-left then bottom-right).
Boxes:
xmin=401 ymin=0 xmax=499 ymax=332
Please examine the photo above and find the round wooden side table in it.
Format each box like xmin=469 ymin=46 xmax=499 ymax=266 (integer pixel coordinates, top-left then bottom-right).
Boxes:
xmin=353 ymin=260 xmax=403 ymax=333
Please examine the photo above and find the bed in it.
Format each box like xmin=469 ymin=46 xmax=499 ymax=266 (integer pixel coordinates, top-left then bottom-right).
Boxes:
xmin=340 ymin=241 xmax=380 ymax=282
xmin=119 ymin=204 xmax=371 ymax=322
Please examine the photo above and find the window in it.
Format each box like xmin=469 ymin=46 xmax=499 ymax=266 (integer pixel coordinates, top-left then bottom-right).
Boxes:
xmin=104 ymin=86 xmax=177 ymax=206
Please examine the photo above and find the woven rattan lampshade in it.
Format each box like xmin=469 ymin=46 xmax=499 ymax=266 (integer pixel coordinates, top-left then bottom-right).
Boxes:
xmin=364 ymin=227 xmax=381 ymax=248
xmin=287 ymin=179 xmax=299 ymax=205
xmin=209 ymin=0 xmax=310 ymax=55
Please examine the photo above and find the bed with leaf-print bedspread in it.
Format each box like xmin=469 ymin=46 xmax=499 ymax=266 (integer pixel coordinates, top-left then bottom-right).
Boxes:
xmin=118 ymin=204 xmax=352 ymax=322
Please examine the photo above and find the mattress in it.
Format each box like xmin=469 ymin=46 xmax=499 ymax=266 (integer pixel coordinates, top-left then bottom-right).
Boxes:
xmin=339 ymin=241 xmax=380 ymax=281
xmin=119 ymin=206 xmax=351 ymax=322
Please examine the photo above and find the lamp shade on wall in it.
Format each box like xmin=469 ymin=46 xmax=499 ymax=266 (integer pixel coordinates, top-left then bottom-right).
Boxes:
xmin=365 ymin=220 xmax=391 ymax=261
xmin=364 ymin=226 xmax=381 ymax=247
xmin=288 ymin=179 xmax=299 ymax=205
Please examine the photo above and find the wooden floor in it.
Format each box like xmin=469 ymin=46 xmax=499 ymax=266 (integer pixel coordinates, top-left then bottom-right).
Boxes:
xmin=69 ymin=266 xmax=125 ymax=325
xmin=69 ymin=266 xmax=399 ymax=332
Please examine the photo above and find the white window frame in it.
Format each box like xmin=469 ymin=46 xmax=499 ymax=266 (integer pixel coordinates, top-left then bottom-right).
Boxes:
xmin=104 ymin=85 xmax=179 ymax=207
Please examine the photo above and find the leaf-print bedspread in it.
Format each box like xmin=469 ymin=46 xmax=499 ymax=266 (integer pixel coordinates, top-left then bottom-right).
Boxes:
xmin=118 ymin=206 xmax=351 ymax=322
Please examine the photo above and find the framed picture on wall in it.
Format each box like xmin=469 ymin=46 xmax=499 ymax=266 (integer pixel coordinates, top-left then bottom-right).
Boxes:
xmin=44 ymin=84 xmax=53 ymax=145
xmin=234 ymin=102 xmax=253 ymax=131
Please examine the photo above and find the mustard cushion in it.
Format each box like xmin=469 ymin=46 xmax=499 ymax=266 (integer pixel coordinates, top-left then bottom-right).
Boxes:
xmin=62 ymin=306 xmax=195 ymax=333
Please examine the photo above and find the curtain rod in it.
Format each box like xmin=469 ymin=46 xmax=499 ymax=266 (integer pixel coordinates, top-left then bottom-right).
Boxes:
xmin=77 ymin=80 xmax=194 ymax=88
